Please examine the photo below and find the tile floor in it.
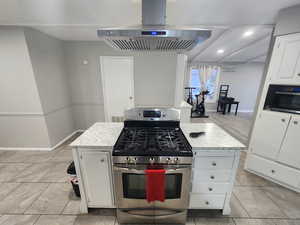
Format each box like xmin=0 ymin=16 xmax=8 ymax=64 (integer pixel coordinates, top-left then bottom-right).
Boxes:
xmin=0 ymin=116 xmax=300 ymax=225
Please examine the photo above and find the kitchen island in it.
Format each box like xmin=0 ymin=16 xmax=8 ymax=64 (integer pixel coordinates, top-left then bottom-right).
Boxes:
xmin=70 ymin=122 xmax=245 ymax=215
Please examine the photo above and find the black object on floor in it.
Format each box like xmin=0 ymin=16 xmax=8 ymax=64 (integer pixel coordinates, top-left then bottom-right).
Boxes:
xmin=67 ymin=161 xmax=81 ymax=198
xmin=189 ymin=132 xmax=205 ymax=138
xmin=71 ymin=181 xmax=81 ymax=197
xmin=67 ymin=161 xmax=76 ymax=175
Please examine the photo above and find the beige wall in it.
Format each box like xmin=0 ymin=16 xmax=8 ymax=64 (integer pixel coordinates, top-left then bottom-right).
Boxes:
xmin=64 ymin=41 xmax=178 ymax=129
xmin=25 ymin=28 xmax=75 ymax=147
xmin=0 ymin=27 xmax=182 ymax=147
xmin=219 ymin=63 xmax=264 ymax=112
xmin=0 ymin=27 xmax=50 ymax=148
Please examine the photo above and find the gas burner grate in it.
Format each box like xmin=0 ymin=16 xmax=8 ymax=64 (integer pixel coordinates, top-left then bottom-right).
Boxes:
xmin=113 ymin=127 xmax=192 ymax=156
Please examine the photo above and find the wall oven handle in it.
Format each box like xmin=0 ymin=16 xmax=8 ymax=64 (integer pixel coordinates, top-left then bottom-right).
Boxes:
xmin=113 ymin=165 xmax=191 ymax=174
xmin=275 ymin=91 xmax=300 ymax=96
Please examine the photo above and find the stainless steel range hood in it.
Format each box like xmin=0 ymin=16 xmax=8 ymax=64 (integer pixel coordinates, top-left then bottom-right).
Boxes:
xmin=97 ymin=0 xmax=211 ymax=52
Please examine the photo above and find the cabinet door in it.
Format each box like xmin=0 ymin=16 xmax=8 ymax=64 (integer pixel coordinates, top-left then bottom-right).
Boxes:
xmin=276 ymin=34 xmax=300 ymax=81
xmin=81 ymin=151 xmax=114 ymax=207
xmin=251 ymin=111 xmax=290 ymax=160
xmin=277 ymin=115 xmax=300 ymax=169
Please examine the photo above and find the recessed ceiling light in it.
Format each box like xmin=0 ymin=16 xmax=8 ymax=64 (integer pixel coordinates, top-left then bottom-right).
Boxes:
xmin=217 ymin=49 xmax=224 ymax=54
xmin=243 ymin=30 xmax=254 ymax=37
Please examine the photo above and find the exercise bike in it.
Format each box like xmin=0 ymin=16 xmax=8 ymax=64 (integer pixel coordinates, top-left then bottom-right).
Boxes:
xmin=191 ymin=90 xmax=209 ymax=118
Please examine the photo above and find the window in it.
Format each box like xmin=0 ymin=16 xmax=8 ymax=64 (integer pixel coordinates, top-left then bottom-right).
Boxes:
xmin=189 ymin=69 xmax=201 ymax=97
xmin=205 ymin=68 xmax=219 ymax=102
xmin=189 ymin=66 xmax=220 ymax=103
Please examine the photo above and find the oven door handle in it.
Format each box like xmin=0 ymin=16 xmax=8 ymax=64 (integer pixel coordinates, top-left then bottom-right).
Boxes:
xmin=113 ymin=165 xmax=191 ymax=174
xmin=120 ymin=209 xmax=186 ymax=219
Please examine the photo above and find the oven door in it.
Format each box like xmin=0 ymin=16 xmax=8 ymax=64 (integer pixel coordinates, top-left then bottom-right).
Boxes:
xmin=113 ymin=164 xmax=191 ymax=210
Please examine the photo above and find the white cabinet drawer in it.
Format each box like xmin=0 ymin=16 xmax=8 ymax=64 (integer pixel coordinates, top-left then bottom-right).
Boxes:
xmin=247 ymin=154 xmax=300 ymax=189
xmin=193 ymin=169 xmax=232 ymax=182
xmin=189 ymin=193 xmax=225 ymax=209
xmin=194 ymin=157 xmax=234 ymax=169
xmin=192 ymin=182 xmax=229 ymax=194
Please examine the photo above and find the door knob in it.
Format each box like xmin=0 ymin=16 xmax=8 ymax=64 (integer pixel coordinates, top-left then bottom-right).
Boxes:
xmin=281 ymin=118 xmax=285 ymax=122
xmin=129 ymin=96 xmax=133 ymax=100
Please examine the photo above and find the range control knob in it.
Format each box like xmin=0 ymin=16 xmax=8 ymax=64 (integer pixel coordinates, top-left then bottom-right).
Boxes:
xmin=174 ymin=157 xmax=179 ymax=163
xmin=166 ymin=157 xmax=171 ymax=163
xmin=129 ymin=157 xmax=137 ymax=164
xmin=149 ymin=157 xmax=155 ymax=164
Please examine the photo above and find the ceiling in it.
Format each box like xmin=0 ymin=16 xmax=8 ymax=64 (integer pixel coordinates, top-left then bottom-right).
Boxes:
xmin=1 ymin=0 xmax=299 ymax=63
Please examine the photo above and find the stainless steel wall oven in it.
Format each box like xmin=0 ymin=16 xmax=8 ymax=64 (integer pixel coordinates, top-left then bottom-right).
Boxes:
xmin=264 ymin=85 xmax=300 ymax=114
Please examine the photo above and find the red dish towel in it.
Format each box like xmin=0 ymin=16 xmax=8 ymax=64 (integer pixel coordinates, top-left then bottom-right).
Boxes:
xmin=145 ymin=169 xmax=166 ymax=203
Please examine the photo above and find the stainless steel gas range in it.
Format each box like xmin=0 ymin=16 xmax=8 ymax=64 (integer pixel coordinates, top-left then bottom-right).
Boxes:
xmin=112 ymin=108 xmax=193 ymax=224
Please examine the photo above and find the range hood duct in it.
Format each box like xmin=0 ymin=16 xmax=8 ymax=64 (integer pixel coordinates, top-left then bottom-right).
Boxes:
xmin=97 ymin=0 xmax=211 ymax=52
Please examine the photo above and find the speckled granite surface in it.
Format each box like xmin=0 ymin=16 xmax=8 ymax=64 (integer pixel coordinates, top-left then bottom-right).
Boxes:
xmin=181 ymin=123 xmax=245 ymax=150
xmin=70 ymin=122 xmax=245 ymax=150
xmin=70 ymin=123 xmax=123 ymax=149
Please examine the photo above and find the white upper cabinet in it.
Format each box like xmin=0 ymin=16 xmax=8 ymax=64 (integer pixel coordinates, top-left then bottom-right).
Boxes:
xmin=251 ymin=111 xmax=291 ymax=160
xmin=277 ymin=115 xmax=300 ymax=169
xmin=270 ymin=33 xmax=300 ymax=84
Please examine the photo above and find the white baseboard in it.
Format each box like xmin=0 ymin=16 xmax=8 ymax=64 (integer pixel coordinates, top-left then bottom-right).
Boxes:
xmin=0 ymin=147 xmax=53 ymax=151
xmin=0 ymin=130 xmax=83 ymax=151
xmin=48 ymin=130 xmax=82 ymax=150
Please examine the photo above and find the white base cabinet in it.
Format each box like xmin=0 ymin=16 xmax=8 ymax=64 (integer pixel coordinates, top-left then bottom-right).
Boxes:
xmin=251 ymin=111 xmax=290 ymax=160
xmin=247 ymin=111 xmax=300 ymax=192
xmin=277 ymin=114 xmax=300 ymax=169
xmin=73 ymin=149 xmax=115 ymax=212
xmin=247 ymin=154 xmax=300 ymax=191
xmin=189 ymin=151 xmax=240 ymax=215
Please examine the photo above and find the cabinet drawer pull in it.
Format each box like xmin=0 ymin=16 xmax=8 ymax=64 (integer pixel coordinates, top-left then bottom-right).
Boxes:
xmin=294 ymin=121 xmax=298 ymax=125
xmin=281 ymin=118 xmax=286 ymax=122
xmin=297 ymin=73 xmax=300 ymax=76
xmin=100 ymin=158 xmax=105 ymax=163
xmin=205 ymin=201 xmax=209 ymax=205
xmin=212 ymin=162 xmax=217 ymax=166
xmin=210 ymin=176 xmax=215 ymax=180
xmin=271 ymin=169 xmax=275 ymax=174
xmin=208 ymin=187 xmax=213 ymax=191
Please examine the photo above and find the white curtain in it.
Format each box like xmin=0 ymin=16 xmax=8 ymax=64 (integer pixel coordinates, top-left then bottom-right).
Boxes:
xmin=189 ymin=64 xmax=221 ymax=103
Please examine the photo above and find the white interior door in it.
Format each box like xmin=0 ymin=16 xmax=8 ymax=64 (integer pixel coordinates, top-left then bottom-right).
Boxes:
xmin=100 ymin=56 xmax=134 ymax=122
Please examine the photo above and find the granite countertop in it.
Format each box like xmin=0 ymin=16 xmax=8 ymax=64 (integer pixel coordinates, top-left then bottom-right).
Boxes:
xmin=70 ymin=122 xmax=123 ymax=149
xmin=180 ymin=123 xmax=245 ymax=150
xmin=70 ymin=122 xmax=245 ymax=150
